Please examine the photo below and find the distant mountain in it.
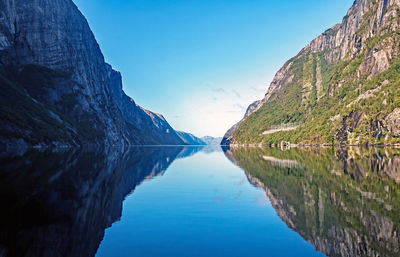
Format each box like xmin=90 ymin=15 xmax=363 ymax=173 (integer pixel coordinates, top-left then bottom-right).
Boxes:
xmin=177 ymin=131 xmax=206 ymax=145
xmin=0 ymin=0 xmax=187 ymax=150
xmin=201 ymin=136 xmax=223 ymax=145
xmin=225 ymin=0 xmax=400 ymax=146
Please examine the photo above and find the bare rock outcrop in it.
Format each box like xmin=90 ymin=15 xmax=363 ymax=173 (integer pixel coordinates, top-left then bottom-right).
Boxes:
xmin=384 ymin=108 xmax=400 ymax=137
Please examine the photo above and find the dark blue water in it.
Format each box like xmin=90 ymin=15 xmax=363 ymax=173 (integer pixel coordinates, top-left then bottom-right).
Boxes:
xmin=96 ymin=148 xmax=322 ymax=257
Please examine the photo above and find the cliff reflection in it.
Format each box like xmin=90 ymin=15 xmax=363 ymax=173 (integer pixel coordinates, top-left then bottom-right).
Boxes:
xmin=0 ymin=146 xmax=204 ymax=257
xmin=225 ymin=146 xmax=400 ymax=257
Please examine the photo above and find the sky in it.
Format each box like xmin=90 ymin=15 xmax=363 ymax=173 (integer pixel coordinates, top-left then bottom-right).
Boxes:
xmin=73 ymin=0 xmax=352 ymax=137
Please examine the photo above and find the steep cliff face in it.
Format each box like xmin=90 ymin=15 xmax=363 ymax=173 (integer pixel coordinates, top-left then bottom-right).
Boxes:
xmin=229 ymin=0 xmax=400 ymax=145
xmin=0 ymin=0 xmax=184 ymax=149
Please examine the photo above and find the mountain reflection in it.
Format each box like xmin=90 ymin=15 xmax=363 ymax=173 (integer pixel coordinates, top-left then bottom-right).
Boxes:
xmin=224 ymin=146 xmax=400 ymax=257
xmin=0 ymin=146 xmax=205 ymax=257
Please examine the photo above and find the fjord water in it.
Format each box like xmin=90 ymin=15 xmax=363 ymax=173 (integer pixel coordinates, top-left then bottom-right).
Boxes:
xmin=96 ymin=146 xmax=323 ymax=257
xmin=0 ymin=146 xmax=399 ymax=257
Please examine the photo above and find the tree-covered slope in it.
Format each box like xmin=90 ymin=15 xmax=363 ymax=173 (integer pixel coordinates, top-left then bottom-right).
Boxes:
xmin=229 ymin=0 xmax=400 ymax=146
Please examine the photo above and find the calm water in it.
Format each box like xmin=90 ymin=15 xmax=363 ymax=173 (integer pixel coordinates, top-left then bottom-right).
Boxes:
xmin=0 ymin=146 xmax=399 ymax=257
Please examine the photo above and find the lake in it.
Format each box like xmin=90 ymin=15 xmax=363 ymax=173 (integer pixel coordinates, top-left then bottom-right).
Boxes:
xmin=0 ymin=146 xmax=399 ymax=257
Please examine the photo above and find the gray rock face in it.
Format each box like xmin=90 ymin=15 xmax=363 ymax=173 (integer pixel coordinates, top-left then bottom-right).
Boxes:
xmin=107 ymin=67 xmax=184 ymax=145
xmin=0 ymin=0 xmax=185 ymax=148
xmin=276 ymin=0 xmax=400 ymax=100
xmin=384 ymin=108 xmax=400 ymax=137
xmin=291 ymin=0 xmax=400 ymax=99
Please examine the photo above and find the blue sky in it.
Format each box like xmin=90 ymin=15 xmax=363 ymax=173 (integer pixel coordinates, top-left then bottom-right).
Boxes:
xmin=73 ymin=0 xmax=352 ymax=137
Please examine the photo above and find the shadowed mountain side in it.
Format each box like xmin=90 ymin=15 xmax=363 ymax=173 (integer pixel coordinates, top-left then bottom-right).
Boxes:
xmin=0 ymin=146 xmax=199 ymax=257
xmin=0 ymin=0 xmax=186 ymax=150
xmin=224 ymin=146 xmax=400 ymax=257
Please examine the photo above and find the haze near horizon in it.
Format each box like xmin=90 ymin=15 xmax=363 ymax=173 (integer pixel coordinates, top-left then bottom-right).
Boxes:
xmin=73 ymin=0 xmax=352 ymax=137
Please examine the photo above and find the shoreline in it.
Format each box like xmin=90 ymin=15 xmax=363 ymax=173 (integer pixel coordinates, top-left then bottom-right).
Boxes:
xmin=226 ymin=143 xmax=400 ymax=148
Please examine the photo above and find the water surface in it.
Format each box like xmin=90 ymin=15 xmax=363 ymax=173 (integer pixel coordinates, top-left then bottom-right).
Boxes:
xmin=96 ymin=146 xmax=322 ymax=257
xmin=0 ymin=146 xmax=399 ymax=257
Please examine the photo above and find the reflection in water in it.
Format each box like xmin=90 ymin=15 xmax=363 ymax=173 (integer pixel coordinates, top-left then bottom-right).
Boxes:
xmin=224 ymin=146 xmax=400 ymax=257
xmin=0 ymin=146 xmax=204 ymax=257
xmin=2 ymin=145 xmax=399 ymax=257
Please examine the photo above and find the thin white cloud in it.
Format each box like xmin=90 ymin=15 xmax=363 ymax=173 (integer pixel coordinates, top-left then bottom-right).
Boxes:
xmin=233 ymin=103 xmax=246 ymax=111
xmin=250 ymin=85 xmax=267 ymax=95
xmin=232 ymin=89 xmax=242 ymax=99
xmin=172 ymin=84 xmax=268 ymax=137
xmin=211 ymin=87 xmax=228 ymax=95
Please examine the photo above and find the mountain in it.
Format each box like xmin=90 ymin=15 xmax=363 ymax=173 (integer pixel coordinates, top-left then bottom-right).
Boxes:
xmin=0 ymin=0 xmax=185 ymax=151
xmin=201 ymin=136 xmax=223 ymax=145
xmin=176 ymin=131 xmax=206 ymax=145
xmin=225 ymin=0 xmax=400 ymax=146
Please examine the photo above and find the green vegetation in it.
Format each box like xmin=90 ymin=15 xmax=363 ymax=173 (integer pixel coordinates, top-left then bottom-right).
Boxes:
xmin=233 ymin=30 xmax=400 ymax=145
xmin=0 ymin=67 xmax=70 ymax=144
xmin=0 ymin=65 xmax=104 ymax=145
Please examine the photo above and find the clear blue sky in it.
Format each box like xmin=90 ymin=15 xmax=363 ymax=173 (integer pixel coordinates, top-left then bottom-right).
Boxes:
xmin=73 ymin=0 xmax=352 ymax=137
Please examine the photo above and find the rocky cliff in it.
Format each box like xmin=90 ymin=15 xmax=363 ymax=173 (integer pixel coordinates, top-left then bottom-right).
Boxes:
xmin=227 ymin=0 xmax=400 ymax=145
xmin=0 ymin=0 xmax=185 ymax=150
